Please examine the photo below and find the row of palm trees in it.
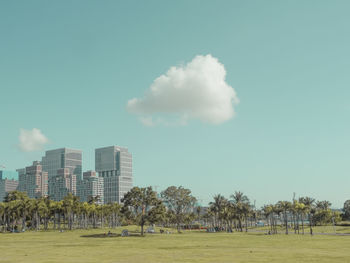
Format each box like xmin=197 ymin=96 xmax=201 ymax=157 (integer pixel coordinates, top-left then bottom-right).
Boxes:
xmin=206 ymin=192 xmax=340 ymax=235
xmin=262 ymin=198 xmax=338 ymax=235
xmin=206 ymin=192 xmax=252 ymax=232
xmin=0 ymin=191 xmax=122 ymax=232
xmin=0 ymin=189 xmax=340 ymax=234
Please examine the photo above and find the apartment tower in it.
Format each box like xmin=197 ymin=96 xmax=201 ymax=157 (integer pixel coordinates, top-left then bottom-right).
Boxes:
xmin=0 ymin=170 xmax=19 ymax=201
xmin=41 ymin=148 xmax=82 ymax=201
xmin=18 ymin=161 xmax=48 ymax=198
xmin=77 ymin=171 xmax=104 ymax=204
xmin=95 ymin=146 xmax=132 ymax=204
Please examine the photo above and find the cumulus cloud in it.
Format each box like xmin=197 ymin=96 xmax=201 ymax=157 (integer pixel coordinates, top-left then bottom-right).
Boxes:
xmin=18 ymin=128 xmax=49 ymax=152
xmin=127 ymin=54 xmax=239 ymax=125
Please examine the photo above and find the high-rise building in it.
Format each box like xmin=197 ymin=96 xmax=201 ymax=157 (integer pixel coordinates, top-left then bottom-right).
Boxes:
xmin=16 ymin=168 xmax=26 ymax=178
xmin=0 ymin=170 xmax=19 ymax=201
xmin=49 ymin=168 xmax=76 ymax=201
xmin=77 ymin=171 xmax=104 ymax=204
xmin=42 ymin=148 xmax=82 ymax=180
xmin=95 ymin=146 xmax=132 ymax=204
xmin=42 ymin=148 xmax=82 ymax=201
xmin=18 ymin=161 xmax=48 ymax=199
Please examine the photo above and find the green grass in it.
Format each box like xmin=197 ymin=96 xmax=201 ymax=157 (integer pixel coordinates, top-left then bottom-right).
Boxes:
xmin=249 ymin=225 xmax=350 ymax=234
xmin=1 ymin=227 xmax=350 ymax=263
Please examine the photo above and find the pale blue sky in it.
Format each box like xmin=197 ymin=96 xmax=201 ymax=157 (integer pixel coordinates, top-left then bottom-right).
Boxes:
xmin=1 ymin=1 xmax=350 ymax=208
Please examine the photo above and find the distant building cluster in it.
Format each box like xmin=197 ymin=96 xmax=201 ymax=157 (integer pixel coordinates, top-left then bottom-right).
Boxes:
xmin=0 ymin=146 xmax=133 ymax=204
xmin=0 ymin=170 xmax=19 ymax=201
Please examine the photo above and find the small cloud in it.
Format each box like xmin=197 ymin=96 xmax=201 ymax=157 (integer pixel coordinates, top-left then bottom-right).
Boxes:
xmin=18 ymin=128 xmax=49 ymax=152
xmin=127 ymin=54 xmax=239 ymax=126
xmin=139 ymin=116 xmax=155 ymax=127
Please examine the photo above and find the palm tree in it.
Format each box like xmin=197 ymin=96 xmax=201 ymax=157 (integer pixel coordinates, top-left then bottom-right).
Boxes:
xmin=262 ymin=205 xmax=272 ymax=234
xmin=209 ymin=194 xmax=227 ymax=229
xmin=299 ymin=197 xmax=315 ymax=235
xmin=291 ymin=200 xmax=298 ymax=234
xmin=295 ymin=202 xmax=307 ymax=234
xmin=89 ymin=203 xmax=97 ymax=228
xmin=19 ymin=196 xmax=31 ymax=231
xmin=195 ymin=206 xmax=201 ymax=222
xmin=0 ymin=202 xmax=6 ymax=232
xmin=230 ymin=191 xmax=249 ymax=232
xmin=36 ymin=198 xmax=49 ymax=230
xmin=55 ymin=201 xmax=64 ymax=230
xmin=272 ymin=204 xmax=282 ymax=234
xmin=7 ymin=200 xmax=20 ymax=231
xmin=277 ymin=201 xmax=291 ymax=234
xmin=80 ymin=202 xmax=90 ymax=229
xmin=316 ymin=200 xmax=331 ymax=210
xmin=242 ymin=202 xmax=252 ymax=232
xmin=63 ymin=193 xmax=74 ymax=230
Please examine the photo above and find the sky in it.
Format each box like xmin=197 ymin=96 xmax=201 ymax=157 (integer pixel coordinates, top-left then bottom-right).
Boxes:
xmin=1 ymin=0 xmax=350 ymax=208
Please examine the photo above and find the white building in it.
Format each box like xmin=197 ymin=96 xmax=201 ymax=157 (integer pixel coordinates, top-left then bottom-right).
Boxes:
xmin=77 ymin=171 xmax=104 ymax=204
xmin=95 ymin=146 xmax=132 ymax=204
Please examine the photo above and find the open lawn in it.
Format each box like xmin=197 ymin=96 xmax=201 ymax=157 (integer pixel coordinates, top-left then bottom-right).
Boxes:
xmin=249 ymin=225 xmax=350 ymax=235
xmin=1 ymin=227 xmax=350 ymax=263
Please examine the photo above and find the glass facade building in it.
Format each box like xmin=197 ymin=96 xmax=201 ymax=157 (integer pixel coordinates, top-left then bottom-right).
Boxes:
xmin=77 ymin=171 xmax=104 ymax=204
xmin=95 ymin=146 xmax=132 ymax=203
xmin=42 ymin=148 xmax=82 ymax=180
xmin=49 ymin=168 xmax=77 ymax=201
xmin=42 ymin=148 xmax=82 ymax=201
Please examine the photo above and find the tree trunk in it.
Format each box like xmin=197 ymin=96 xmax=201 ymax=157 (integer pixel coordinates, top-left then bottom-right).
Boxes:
xmin=69 ymin=212 xmax=73 ymax=230
xmin=53 ymin=213 xmax=56 ymax=230
xmin=36 ymin=212 xmax=39 ymax=231
xmin=301 ymin=214 xmax=304 ymax=234
xmin=309 ymin=213 xmax=313 ymax=235
xmin=22 ymin=214 xmax=26 ymax=231
xmin=58 ymin=213 xmax=61 ymax=230
xmin=285 ymin=211 xmax=288 ymax=235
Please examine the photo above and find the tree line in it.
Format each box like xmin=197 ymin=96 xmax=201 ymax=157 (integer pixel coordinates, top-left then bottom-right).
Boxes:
xmin=0 ymin=186 xmax=345 ymax=236
xmin=207 ymin=193 xmax=342 ymax=235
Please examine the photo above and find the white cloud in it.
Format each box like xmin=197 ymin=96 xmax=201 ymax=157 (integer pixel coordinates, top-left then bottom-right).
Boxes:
xmin=127 ymin=54 xmax=239 ymax=125
xmin=139 ymin=116 xmax=155 ymax=127
xmin=18 ymin=128 xmax=49 ymax=152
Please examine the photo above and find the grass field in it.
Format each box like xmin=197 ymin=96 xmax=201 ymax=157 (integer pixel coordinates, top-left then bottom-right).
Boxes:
xmin=249 ymin=225 xmax=350 ymax=234
xmin=1 ymin=227 xmax=350 ymax=263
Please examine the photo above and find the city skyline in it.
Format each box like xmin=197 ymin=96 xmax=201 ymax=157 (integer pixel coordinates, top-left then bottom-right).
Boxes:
xmin=0 ymin=145 xmax=133 ymax=204
xmin=1 ymin=1 xmax=350 ymax=208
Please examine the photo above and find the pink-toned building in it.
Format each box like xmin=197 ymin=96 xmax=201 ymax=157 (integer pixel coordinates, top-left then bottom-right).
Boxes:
xmin=18 ymin=161 xmax=48 ymax=199
xmin=0 ymin=170 xmax=19 ymax=201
